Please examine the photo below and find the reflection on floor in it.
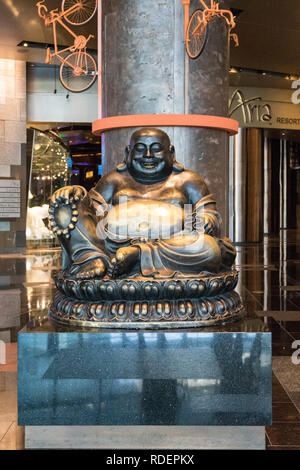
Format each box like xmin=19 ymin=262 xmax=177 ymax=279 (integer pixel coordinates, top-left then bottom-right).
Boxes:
xmin=0 ymin=372 xmax=24 ymax=450
xmin=0 ymin=232 xmax=300 ymax=450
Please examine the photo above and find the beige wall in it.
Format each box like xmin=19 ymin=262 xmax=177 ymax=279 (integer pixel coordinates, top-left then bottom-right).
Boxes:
xmin=0 ymin=59 xmax=27 ymax=250
xmin=27 ymin=64 xmax=97 ymax=123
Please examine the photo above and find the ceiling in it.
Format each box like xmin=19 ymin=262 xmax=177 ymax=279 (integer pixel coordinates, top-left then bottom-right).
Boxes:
xmin=0 ymin=0 xmax=97 ymax=62
xmin=229 ymin=0 xmax=300 ymax=88
xmin=230 ymin=0 xmax=300 ymax=74
xmin=0 ymin=0 xmax=298 ymax=89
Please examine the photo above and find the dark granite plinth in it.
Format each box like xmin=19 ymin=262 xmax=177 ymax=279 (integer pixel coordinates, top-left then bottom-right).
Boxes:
xmin=18 ymin=318 xmax=272 ymax=426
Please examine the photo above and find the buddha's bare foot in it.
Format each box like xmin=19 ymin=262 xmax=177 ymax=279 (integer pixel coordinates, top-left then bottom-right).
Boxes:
xmin=69 ymin=258 xmax=107 ymax=279
xmin=108 ymin=246 xmax=140 ymax=279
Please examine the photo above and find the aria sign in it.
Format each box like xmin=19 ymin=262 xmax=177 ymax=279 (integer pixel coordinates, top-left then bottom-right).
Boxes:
xmin=229 ymin=89 xmax=272 ymax=124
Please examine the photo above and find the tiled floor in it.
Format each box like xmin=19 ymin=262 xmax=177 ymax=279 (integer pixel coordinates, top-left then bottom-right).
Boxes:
xmin=236 ymin=231 xmax=300 ymax=450
xmin=0 ymin=232 xmax=300 ymax=450
xmin=0 ymin=372 xmax=24 ymax=450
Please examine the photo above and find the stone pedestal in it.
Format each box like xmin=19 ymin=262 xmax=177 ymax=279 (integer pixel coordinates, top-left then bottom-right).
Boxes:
xmin=18 ymin=318 xmax=271 ymax=449
xmin=24 ymin=426 xmax=266 ymax=450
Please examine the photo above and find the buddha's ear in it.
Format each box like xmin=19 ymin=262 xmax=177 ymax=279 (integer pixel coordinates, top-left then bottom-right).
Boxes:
xmin=169 ymin=145 xmax=175 ymax=158
xmin=117 ymin=146 xmax=131 ymax=172
xmin=116 ymin=162 xmax=127 ymax=172
xmin=170 ymin=145 xmax=184 ymax=172
xmin=173 ymin=161 xmax=185 ymax=173
xmin=125 ymin=145 xmax=130 ymax=160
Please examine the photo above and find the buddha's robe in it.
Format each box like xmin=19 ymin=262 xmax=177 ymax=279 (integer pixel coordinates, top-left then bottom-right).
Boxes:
xmin=60 ymin=180 xmax=235 ymax=277
xmin=89 ymin=190 xmax=235 ymax=277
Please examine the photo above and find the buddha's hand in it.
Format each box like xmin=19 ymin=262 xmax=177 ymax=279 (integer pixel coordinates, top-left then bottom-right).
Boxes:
xmin=49 ymin=186 xmax=87 ymax=238
xmin=50 ymin=186 xmax=87 ymax=206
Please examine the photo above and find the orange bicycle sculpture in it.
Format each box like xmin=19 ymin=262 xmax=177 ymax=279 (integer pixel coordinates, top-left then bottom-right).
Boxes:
xmin=36 ymin=0 xmax=98 ymax=92
xmin=183 ymin=0 xmax=239 ymax=59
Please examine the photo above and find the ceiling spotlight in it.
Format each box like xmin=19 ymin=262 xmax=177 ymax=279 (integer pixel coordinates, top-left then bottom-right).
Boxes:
xmin=285 ymin=75 xmax=297 ymax=81
xmin=229 ymin=67 xmax=239 ymax=74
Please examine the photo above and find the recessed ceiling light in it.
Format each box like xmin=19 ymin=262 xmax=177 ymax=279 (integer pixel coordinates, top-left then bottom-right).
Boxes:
xmin=285 ymin=75 xmax=297 ymax=81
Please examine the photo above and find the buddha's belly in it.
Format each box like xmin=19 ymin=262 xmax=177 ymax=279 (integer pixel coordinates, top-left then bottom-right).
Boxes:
xmin=106 ymin=200 xmax=183 ymax=240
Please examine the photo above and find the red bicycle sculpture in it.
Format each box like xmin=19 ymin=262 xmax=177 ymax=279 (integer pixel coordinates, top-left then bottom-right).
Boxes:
xmin=183 ymin=0 xmax=239 ymax=59
xmin=36 ymin=0 xmax=98 ymax=92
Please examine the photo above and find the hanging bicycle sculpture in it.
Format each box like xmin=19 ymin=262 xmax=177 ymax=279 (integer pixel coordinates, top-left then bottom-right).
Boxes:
xmin=36 ymin=0 xmax=98 ymax=92
xmin=184 ymin=0 xmax=239 ymax=59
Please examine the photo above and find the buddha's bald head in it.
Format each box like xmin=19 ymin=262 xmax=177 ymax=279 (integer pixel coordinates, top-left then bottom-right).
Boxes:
xmin=125 ymin=128 xmax=175 ymax=183
xmin=130 ymin=128 xmax=171 ymax=148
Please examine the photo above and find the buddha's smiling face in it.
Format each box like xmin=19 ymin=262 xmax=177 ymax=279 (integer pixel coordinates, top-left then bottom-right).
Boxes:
xmin=126 ymin=128 xmax=174 ymax=183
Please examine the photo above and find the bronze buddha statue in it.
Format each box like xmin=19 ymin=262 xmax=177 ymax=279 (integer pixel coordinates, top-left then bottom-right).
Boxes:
xmin=49 ymin=128 xmax=244 ymax=327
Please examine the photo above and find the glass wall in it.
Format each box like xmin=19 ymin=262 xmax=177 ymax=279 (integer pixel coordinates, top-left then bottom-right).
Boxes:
xmin=26 ymin=129 xmax=71 ymax=246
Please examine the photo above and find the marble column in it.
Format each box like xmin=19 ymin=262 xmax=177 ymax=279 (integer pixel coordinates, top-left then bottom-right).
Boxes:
xmin=186 ymin=0 xmax=230 ymax=232
xmin=99 ymin=0 xmax=230 ymax=231
xmin=246 ymin=129 xmax=263 ymax=243
xmin=0 ymin=59 xmax=27 ymax=251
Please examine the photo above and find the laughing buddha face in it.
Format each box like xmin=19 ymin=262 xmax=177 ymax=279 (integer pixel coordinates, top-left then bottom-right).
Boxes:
xmin=126 ymin=128 xmax=175 ymax=183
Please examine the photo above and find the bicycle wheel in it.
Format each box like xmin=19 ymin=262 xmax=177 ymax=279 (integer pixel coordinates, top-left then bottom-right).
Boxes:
xmin=60 ymin=51 xmax=97 ymax=93
xmin=61 ymin=0 xmax=97 ymax=26
xmin=186 ymin=9 xmax=208 ymax=59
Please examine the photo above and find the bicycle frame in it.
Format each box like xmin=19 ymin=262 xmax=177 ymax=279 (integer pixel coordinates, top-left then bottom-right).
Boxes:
xmin=36 ymin=1 xmax=98 ymax=92
xmin=36 ymin=1 xmax=94 ymax=63
xmin=182 ymin=0 xmax=238 ymax=47
xmin=199 ymin=0 xmax=236 ymax=29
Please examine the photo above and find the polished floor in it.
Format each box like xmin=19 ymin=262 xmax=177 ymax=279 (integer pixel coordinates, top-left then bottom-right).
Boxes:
xmin=0 ymin=231 xmax=300 ymax=449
